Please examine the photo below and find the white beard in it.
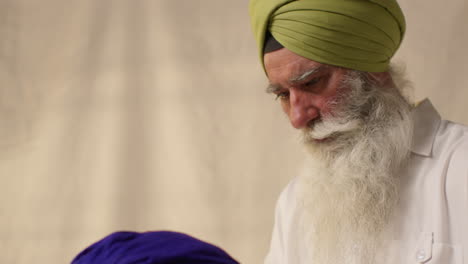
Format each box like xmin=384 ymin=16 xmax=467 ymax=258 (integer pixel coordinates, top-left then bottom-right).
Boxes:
xmin=296 ymin=71 xmax=413 ymax=264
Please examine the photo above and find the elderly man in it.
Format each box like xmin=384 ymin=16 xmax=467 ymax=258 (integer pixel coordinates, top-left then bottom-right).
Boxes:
xmin=249 ymin=0 xmax=468 ymax=263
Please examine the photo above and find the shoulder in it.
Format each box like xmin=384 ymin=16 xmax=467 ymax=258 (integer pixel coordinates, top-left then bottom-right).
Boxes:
xmin=434 ymin=120 xmax=468 ymax=160
xmin=432 ymin=120 xmax=468 ymax=193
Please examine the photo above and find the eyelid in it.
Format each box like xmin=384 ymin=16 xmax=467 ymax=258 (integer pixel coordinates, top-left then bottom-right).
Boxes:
xmin=305 ymin=77 xmax=321 ymax=86
xmin=274 ymin=91 xmax=289 ymax=101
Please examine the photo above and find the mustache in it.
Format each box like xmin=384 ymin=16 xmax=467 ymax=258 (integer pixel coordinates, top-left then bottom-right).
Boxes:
xmin=302 ymin=117 xmax=362 ymax=141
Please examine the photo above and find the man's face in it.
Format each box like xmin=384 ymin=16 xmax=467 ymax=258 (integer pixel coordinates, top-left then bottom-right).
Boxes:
xmin=264 ymin=48 xmax=351 ymax=131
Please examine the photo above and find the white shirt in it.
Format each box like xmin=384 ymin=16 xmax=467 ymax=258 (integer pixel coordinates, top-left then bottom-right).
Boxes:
xmin=265 ymin=99 xmax=468 ymax=264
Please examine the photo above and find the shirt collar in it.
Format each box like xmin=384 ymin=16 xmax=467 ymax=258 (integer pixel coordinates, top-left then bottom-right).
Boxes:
xmin=410 ymin=99 xmax=441 ymax=157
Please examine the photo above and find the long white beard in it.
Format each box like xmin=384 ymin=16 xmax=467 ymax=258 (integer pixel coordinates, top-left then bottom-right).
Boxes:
xmin=296 ymin=71 xmax=413 ymax=264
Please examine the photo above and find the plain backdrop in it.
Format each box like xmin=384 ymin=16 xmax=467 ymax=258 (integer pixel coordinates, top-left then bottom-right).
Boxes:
xmin=1 ymin=0 xmax=467 ymax=263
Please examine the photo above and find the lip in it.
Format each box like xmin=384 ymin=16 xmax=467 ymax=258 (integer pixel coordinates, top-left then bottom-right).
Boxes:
xmin=313 ymin=134 xmax=338 ymax=143
xmin=314 ymin=137 xmax=329 ymax=142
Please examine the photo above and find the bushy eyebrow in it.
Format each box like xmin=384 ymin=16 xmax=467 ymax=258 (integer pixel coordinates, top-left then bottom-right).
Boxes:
xmin=265 ymin=65 xmax=325 ymax=94
xmin=265 ymin=83 xmax=282 ymax=94
xmin=290 ymin=65 xmax=325 ymax=83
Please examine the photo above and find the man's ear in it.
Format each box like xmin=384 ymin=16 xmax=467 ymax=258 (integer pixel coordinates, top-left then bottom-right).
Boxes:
xmin=366 ymin=71 xmax=393 ymax=87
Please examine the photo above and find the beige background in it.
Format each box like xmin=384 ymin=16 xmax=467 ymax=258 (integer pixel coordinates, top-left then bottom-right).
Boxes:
xmin=0 ymin=0 xmax=467 ymax=263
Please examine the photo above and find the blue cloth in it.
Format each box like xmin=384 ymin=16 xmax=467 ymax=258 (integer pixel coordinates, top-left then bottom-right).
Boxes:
xmin=71 ymin=231 xmax=240 ymax=264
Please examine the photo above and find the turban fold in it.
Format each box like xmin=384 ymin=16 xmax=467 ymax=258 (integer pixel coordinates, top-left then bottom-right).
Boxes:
xmin=249 ymin=0 xmax=406 ymax=73
xmin=71 ymin=231 xmax=239 ymax=264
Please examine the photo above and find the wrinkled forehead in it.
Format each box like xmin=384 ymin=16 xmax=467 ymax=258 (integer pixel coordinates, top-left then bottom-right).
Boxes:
xmin=264 ymin=47 xmax=329 ymax=82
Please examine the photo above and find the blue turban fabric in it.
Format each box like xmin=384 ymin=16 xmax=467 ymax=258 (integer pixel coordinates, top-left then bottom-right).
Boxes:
xmin=71 ymin=231 xmax=240 ymax=264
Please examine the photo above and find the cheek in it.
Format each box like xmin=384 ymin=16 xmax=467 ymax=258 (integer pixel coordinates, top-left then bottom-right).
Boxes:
xmin=317 ymin=99 xmax=333 ymax=115
xmin=316 ymin=94 xmax=339 ymax=116
xmin=320 ymin=80 xmax=344 ymax=114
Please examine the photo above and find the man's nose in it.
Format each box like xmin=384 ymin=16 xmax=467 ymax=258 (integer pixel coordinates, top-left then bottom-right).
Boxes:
xmin=288 ymin=90 xmax=319 ymax=129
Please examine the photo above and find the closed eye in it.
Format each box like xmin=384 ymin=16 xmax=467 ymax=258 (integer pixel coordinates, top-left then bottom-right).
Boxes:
xmin=275 ymin=91 xmax=289 ymax=101
xmin=304 ymin=77 xmax=321 ymax=87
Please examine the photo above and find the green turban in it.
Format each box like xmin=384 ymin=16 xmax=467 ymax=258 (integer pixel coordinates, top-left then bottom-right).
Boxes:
xmin=249 ymin=0 xmax=406 ymax=73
